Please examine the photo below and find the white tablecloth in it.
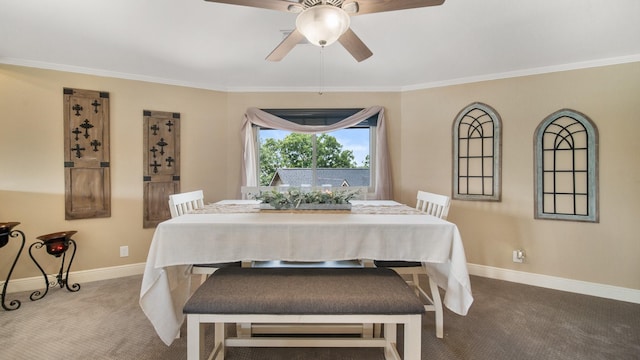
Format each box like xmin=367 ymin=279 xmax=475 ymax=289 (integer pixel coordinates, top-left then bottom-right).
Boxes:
xmin=139 ymin=201 xmax=473 ymax=345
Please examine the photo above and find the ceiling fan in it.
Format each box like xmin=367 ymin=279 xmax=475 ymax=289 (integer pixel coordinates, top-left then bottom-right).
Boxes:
xmin=204 ymin=0 xmax=445 ymax=62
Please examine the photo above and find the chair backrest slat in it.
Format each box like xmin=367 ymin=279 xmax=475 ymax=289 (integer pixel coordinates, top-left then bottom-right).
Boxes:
xmin=168 ymin=190 xmax=205 ymax=218
xmin=415 ymin=190 xmax=451 ymax=220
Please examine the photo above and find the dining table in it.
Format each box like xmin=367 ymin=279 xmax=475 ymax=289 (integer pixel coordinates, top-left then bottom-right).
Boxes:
xmin=139 ymin=199 xmax=474 ymax=346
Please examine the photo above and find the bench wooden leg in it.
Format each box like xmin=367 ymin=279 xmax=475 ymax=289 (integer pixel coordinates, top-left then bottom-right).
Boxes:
xmin=214 ymin=323 xmax=225 ymax=360
xmin=383 ymin=323 xmax=397 ymax=360
xmin=403 ymin=316 xmax=422 ymax=360
xmin=187 ymin=315 xmax=205 ymax=360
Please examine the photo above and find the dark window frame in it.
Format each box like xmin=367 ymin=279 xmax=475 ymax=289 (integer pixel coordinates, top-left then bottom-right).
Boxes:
xmin=534 ymin=109 xmax=599 ymax=222
xmin=256 ymin=108 xmax=376 ymax=188
xmin=452 ymin=102 xmax=502 ymax=201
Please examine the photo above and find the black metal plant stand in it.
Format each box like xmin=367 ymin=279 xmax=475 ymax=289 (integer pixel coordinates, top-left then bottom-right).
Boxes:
xmin=29 ymin=230 xmax=80 ymax=301
xmin=0 ymin=222 xmax=25 ymax=311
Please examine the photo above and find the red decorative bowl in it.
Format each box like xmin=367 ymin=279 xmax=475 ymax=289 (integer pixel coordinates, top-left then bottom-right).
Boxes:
xmin=0 ymin=222 xmax=20 ymax=248
xmin=37 ymin=230 xmax=77 ymax=256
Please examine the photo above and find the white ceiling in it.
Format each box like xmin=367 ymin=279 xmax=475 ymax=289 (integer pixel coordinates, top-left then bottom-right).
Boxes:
xmin=1 ymin=0 xmax=639 ymax=92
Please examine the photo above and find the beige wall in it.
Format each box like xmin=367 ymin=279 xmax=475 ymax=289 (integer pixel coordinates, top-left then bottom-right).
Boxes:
xmin=399 ymin=62 xmax=640 ymax=289
xmin=1 ymin=62 xmax=638 ymax=290
xmin=0 ymin=65 xmax=228 ymax=278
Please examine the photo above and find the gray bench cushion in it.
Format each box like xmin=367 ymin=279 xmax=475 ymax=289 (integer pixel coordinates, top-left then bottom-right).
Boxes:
xmin=183 ymin=267 xmax=425 ymax=315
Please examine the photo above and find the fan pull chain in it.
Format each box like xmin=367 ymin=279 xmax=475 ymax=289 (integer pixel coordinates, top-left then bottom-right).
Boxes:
xmin=318 ymin=46 xmax=324 ymax=95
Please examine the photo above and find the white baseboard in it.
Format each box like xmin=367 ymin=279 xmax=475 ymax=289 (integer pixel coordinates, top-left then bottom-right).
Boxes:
xmin=467 ymin=263 xmax=640 ymax=304
xmin=5 ymin=262 xmax=639 ymax=305
xmin=2 ymin=263 xmax=146 ymax=294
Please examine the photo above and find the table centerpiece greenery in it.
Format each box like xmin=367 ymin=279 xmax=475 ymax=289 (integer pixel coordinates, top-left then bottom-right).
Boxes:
xmin=252 ymin=188 xmax=360 ymax=210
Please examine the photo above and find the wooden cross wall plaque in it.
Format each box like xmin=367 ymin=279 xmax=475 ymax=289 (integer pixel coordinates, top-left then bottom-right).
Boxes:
xmin=63 ymin=88 xmax=111 ymax=220
xmin=143 ymin=110 xmax=180 ymax=228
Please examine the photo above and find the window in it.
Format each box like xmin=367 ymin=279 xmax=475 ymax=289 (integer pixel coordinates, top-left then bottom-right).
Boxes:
xmin=453 ymin=102 xmax=502 ymax=201
xmin=534 ymin=109 xmax=598 ymax=222
xmin=257 ymin=109 xmax=375 ymax=189
xmin=241 ymin=106 xmax=391 ymax=199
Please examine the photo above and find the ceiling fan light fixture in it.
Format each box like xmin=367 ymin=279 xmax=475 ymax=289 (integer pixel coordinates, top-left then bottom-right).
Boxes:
xmin=295 ymin=5 xmax=350 ymax=47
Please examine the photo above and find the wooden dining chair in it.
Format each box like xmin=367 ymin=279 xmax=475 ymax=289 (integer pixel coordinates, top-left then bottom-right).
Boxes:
xmin=168 ymin=190 xmax=205 ymax=217
xmin=373 ymin=190 xmax=450 ymax=338
xmin=168 ymin=190 xmax=241 ymax=285
xmin=415 ymin=190 xmax=450 ymax=219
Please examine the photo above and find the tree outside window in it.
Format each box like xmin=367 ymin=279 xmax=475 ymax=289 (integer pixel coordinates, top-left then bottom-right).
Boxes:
xmin=258 ymin=129 xmax=370 ymax=187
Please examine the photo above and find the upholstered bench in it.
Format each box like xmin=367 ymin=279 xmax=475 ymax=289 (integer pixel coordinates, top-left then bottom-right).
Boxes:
xmin=183 ymin=267 xmax=425 ymax=360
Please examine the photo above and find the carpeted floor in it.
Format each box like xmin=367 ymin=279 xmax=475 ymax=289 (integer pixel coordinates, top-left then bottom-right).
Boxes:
xmin=0 ymin=274 xmax=638 ymax=360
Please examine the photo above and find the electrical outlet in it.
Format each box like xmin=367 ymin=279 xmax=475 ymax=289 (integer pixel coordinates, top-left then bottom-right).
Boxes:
xmin=512 ymin=249 xmax=525 ymax=263
xmin=120 ymin=246 xmax=129 ymax=257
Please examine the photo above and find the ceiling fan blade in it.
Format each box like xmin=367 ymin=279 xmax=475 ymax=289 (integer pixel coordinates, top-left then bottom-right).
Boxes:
xmin=346 ymin=0 xmax=445 ymax=15
xmin=266 ymin=29 xmax=305 ymax=61
xmin=204 ymin=0 xmax=297 ymax=13
xmin=338 ymin=28 xmax=373 ymax=62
